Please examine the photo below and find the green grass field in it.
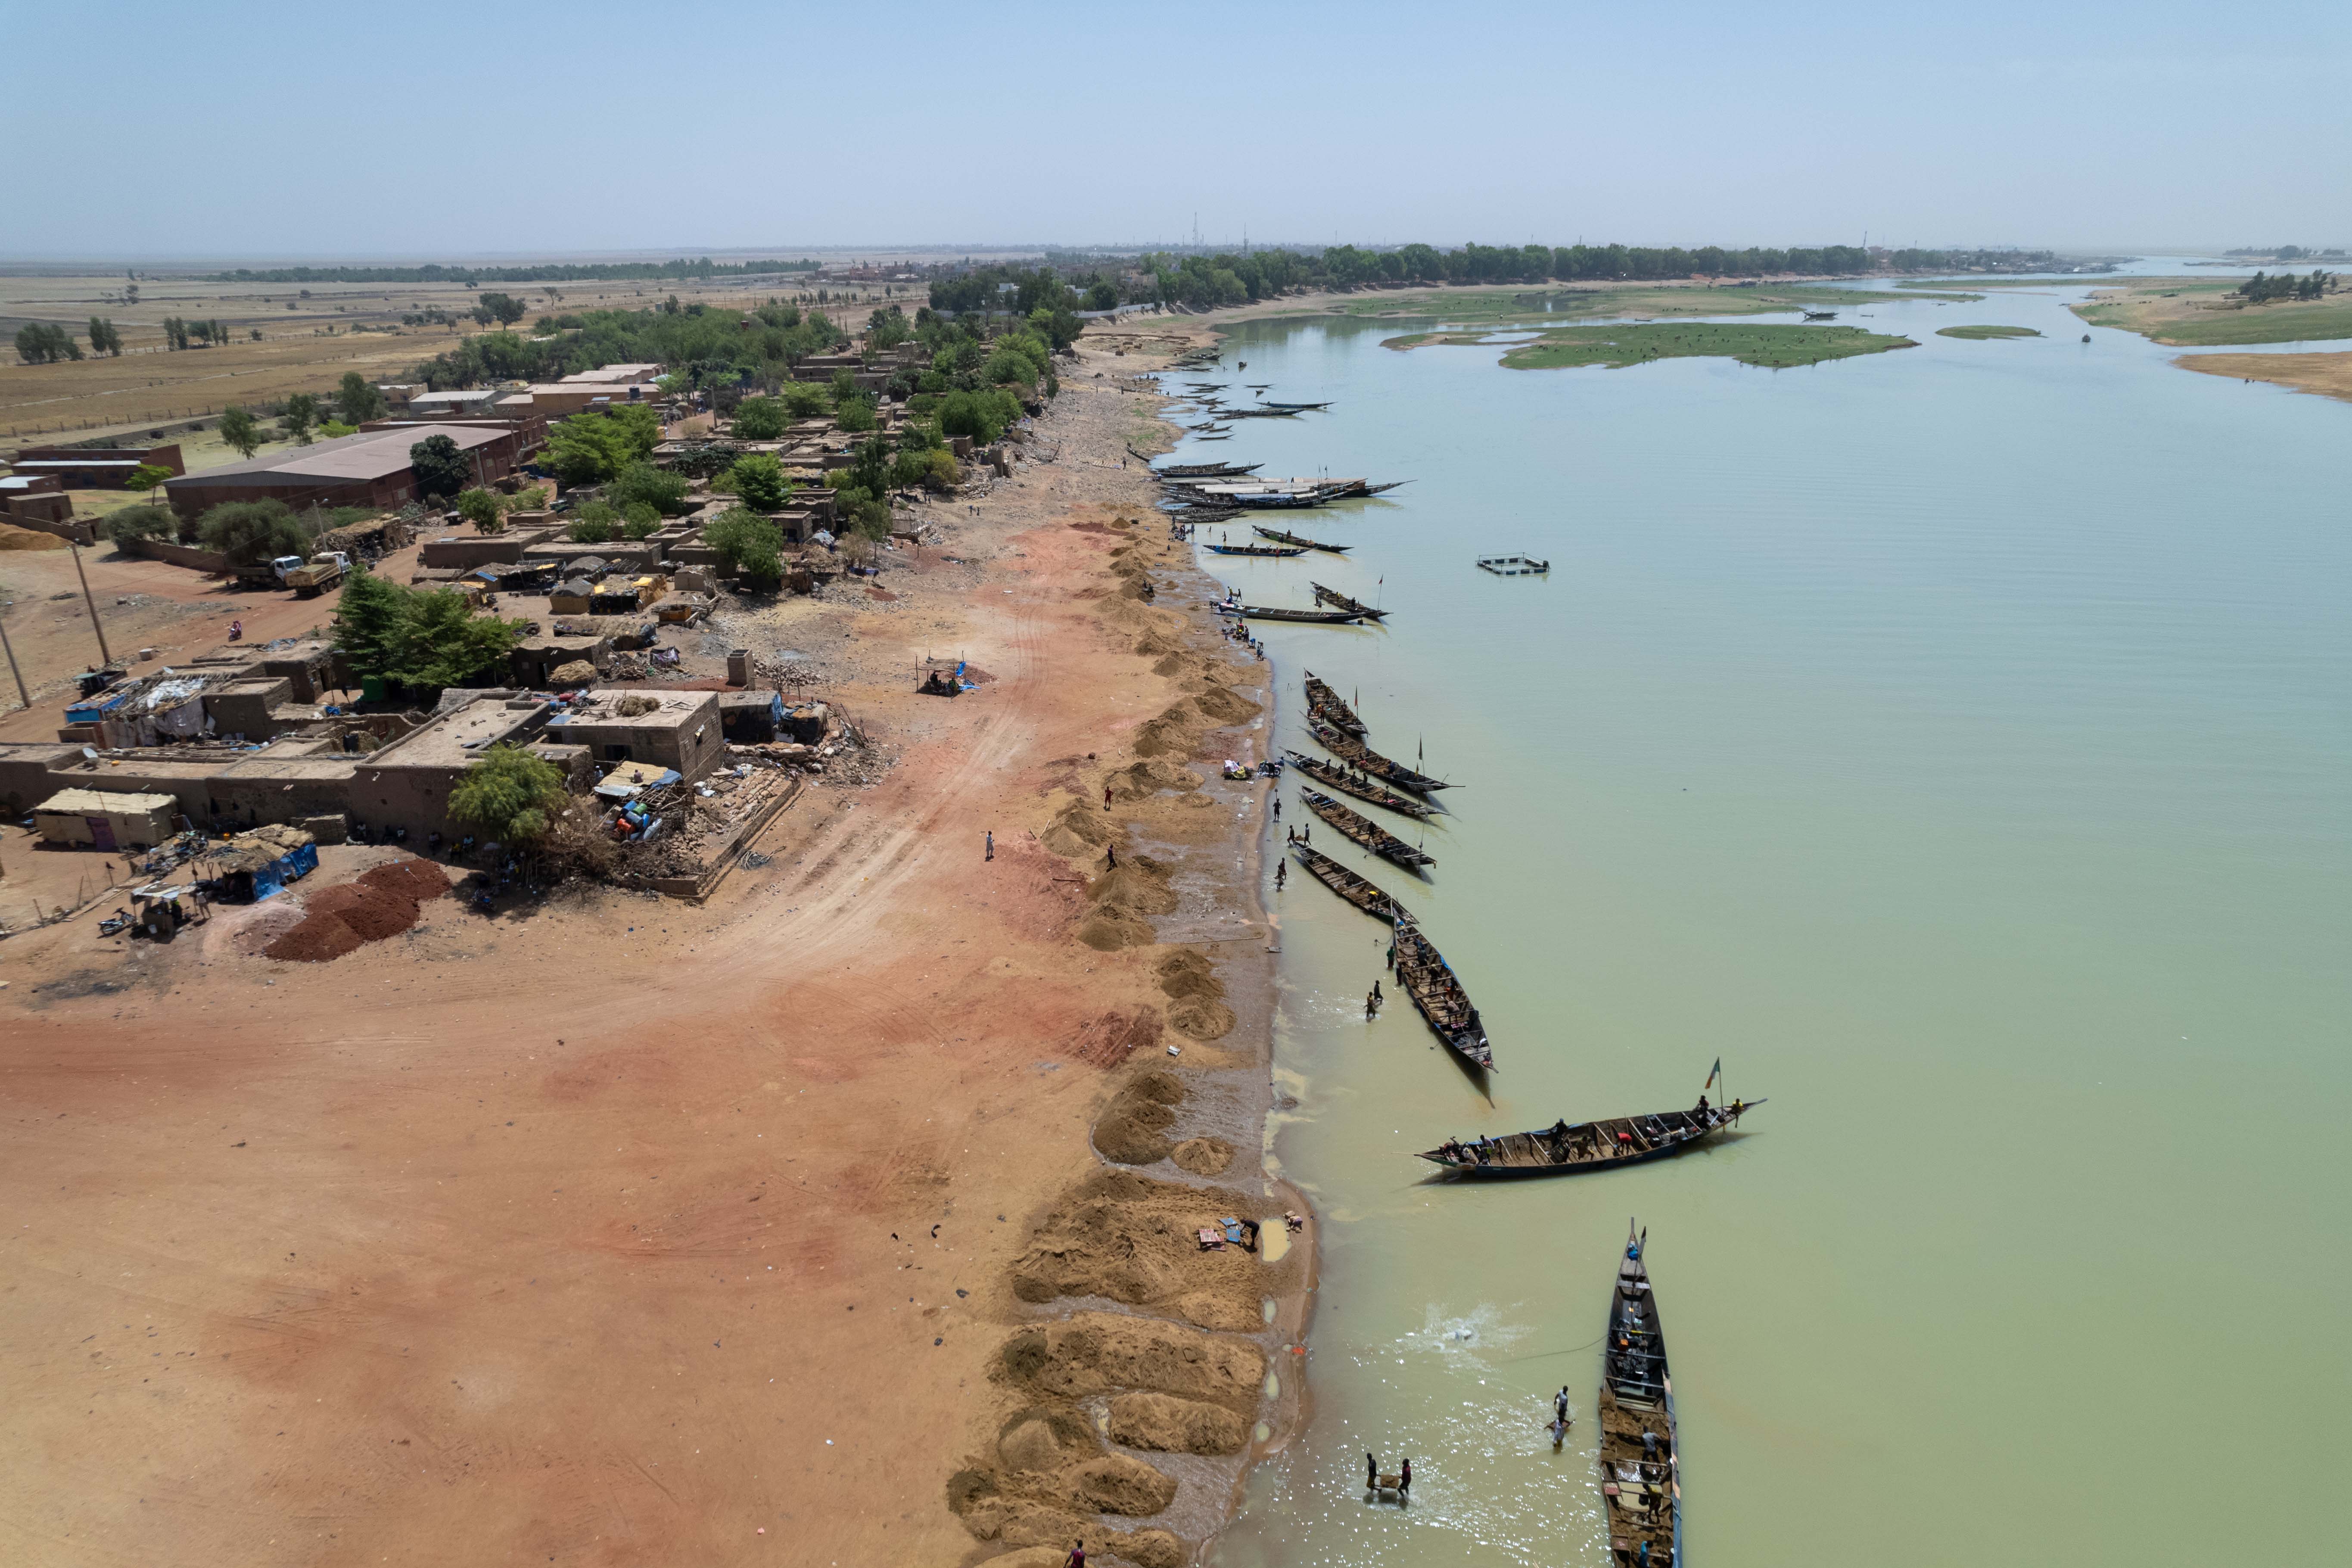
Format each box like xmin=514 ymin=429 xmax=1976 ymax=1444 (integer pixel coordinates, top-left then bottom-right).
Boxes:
xmin=1936 ymin=324 xmax=2041 ymax=340
xmin=1409 ymin=321 xmax=1924 ymax=370
xmin=1318 ymin=280 xmax=1975 ymax=328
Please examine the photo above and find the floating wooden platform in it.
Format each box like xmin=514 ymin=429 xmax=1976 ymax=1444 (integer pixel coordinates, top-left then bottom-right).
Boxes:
xmin=1476 ymin=555 xmax=1550 ymax=576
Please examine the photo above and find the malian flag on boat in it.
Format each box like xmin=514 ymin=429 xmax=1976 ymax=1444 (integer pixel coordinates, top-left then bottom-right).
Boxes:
xmin=1705 ymin=1057 xmax=1721 ymax=1090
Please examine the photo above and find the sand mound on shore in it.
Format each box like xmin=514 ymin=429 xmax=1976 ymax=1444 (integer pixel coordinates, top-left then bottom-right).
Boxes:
xmin=1070 ymin=1454 xmax=1180 ymax=1516
xmin=1109 ymin=1391 xmax=1250 ymax=1455
xmin=1075 ymin=856 xmax=1177 ymax=951
xmin=1134 ymin=629 xmax=1184 ymax=657
xmin=1152 ymin=651 xmax=1203 ymax=678
xmin=1156 ymin=949 xmax=1237 ymax=1039
xmin=1008 ymin=1170 xmax=1281 ymax=1330
xmin=1092 ymin=1070 xmax=1184 ymax=1165
xmin=999 ymin=1312 xmax=1266 ymax=1409
xmin=997 ymin=1406 xmax=1100 ymax=1472
xmin=955 ymin=1391 xmax=1186 ymax=1563
xmin=1171 ymin=1137 xmax=1234 ymax=1175
xmin=1109 ymin=759 xmax=1204 ymax=803
xmin=1192 ymin=684 xmax=1260 ymax=723
xmin=1131 ymin=700 xmax=1203 ymax=759
xmin=1040 ymin=800 xmax=1110 ymax=856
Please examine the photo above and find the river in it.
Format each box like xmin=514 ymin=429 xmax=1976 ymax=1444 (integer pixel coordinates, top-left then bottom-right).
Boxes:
xmin=1164 ymin=268 xmax=2351 ymax=1566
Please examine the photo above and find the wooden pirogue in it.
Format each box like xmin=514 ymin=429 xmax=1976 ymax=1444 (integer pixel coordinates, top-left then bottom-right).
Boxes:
xmin=1299 ymin=788 xmax=1434 ymax=871
xmin=1308 ymin=717 xmax=1452 ymax=793
xmin=1254 ymin=526 xmax=1350 ymax=553
xmin=1221 ymin=604 xmax=1363 ymax=624
xmin=1597 ymin=1223 xmax=1679 ymax=1568
xmin=1286 ymin=751 xmax=1438 ymax=820
xmin=1303 ymin=672 xmax=1366 ymax=736
xmin=1391 ymin=916 xmax=1491 ymax=1070
xmin=1310 ymin=582 xmax=1388 ymax=620
xmin=1291 ymin=844 xmax=1415 ymax=925
xmin=1204 ymin=542 xmax=1308 ymax=557
xmin=1417 ymin=1098 xmax=1761 ymax=1177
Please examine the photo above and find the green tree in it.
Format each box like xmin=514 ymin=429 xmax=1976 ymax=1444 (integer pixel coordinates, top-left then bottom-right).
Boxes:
xmin=607 ymin=460 xmax=689 ymax=516
xmin=319 ymin=419 xmax=360 ymax=439
xmin=781 ymin=382 xmax=831 ymax=417
xmin=478 ymin=292 xmax=527 ymax=327
xmin=849 ymin=437 xmax=891 ymax=498
xmin=544 ymin=405 xmax=660 ymax=485
xmin=408 ymin=434 xmax=471 ymax=501
xmin=1083 ymin=280 xmax=1119 ymax=311
xmin=219 ymin=405 xmax=265 ymax=458
xmin=834 ymin=389 xmax=878 ymax=433
xmin=730 ymin=452 xmax=790 ymax=511
xmin=731 ymin=395 xmax=787 ymax=439
xmin=102 ymin=505 xmax=180 ymax=545
xmin=703 ymin=506 xmax=784 ymax=590
xmin=14 ymin=322 xmax=80 ymax=363
xmin=335 ymin=370 xmax=386 ymax=424
xmin=331 ymin=567 xmax=413 ymax=678
xmin=448 ymin=744 xmax=568 ymax=844
xmin=197 ymin=500 xmax=311 ymax=566
xmin=566 ymin=502 xmax=618 ymax=544
xmin=87 ymin=317 xmax=123 ymax=355
xmin=332 ymin=568 xmax=521 ymax=691
xmin=282 ymin=392 xmax=318 ymax=445
xmin=124 ymin=463 xmax=176 ymax=507
xmin=457 ymin=488 xmax=505 ymax=532
xmin=620 ymin=504 xmax=662 ymax=540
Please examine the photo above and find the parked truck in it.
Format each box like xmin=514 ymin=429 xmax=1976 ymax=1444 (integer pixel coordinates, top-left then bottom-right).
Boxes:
xmin=235 ymin=551 xmax=349 ymax=596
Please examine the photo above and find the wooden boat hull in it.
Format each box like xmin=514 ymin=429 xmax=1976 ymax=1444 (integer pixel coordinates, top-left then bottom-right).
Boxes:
xmin=1310 ymin=582 xmax=1388 ymax=619
xmin=1391 ymin=917 xmax=1491 ymax=1071
xmin=1299 ymin=788 xmax=1433 ymax=871
xmin=1598 ymin=1225 xmax=1679 ymax=1568
xmin=1291 ymin=845 xmax=1414 ymax=926
xmin=1255 ymin=527 xmax=1350 ymax=553
xmin=1286 ymin=751 xmax=1437 ymax=819
xmin=1418 ymin=1101 xmax=1762 ymax=1177
xmin=1302 ymin=673 xmax=1366 ymax=737
xmin=1223 ymin=604 xmax=1363 ymax=624
xmin=1307 ymin=716 xmax=1450 ymax=793
xmin=1204 ymin=544 xmax=1308 ymax=557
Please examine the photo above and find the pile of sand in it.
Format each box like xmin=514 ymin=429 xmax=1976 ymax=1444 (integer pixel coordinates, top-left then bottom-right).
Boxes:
xmin=1008 ymin=1168 xmax=1280 ymax=1332
xmin=1075 ymin=856 xmax=1176 ymax=952
xmin=997 ymin=1312 xmax=1265 ymax=1410
xmin=1156 ymin=949 xmax=1235 ymax=1040
xmin=1170 ymin=1137 xmax=1234 ymax=1176
xmin=0 ymin=523 xmax=70 ymax=551
xmin=1107 ymin=759 xmax=1203 ymax=804
xmin=1130 ymin=700 xmax=1202 ymax=759
xmin=1092 ymin=1069 xmax=1184 ymax=1165
xmin=1039 ymin=800 xmax=1109 ymax=857
xmin=1190 ymin=683 xmax=1260 ymax=724
xmin=1108 ymin=1391 xmax=1249 ymax=1456
xmin=263 ymin=858 xmax=450 ymax=963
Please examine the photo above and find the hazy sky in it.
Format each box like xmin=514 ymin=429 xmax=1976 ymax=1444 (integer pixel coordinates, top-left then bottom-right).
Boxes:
xmin=8 ymin=1 xmax=2346 ymax=260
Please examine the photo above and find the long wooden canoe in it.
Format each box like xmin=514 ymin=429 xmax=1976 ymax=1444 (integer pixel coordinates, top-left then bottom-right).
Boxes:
xmin=1391 ymin=916 xmax=1491 ymax=1070
xmin=1254 ymin=526 xmax=1350 ymax=553
xmin=1598 ymin=1223 xmax=1679 ymax=1568
xmin=1291 ymin=844 xmax=1414 ymax=925
xmin=1220 ymin=604 xmax=1363 ymax=624
xmin=1310 ymin=582 xmax=1387 ymax=620
xmin=1286 ymin=751 xmax=1438 ymax=820
xmin=1204 ymin=542 xmax=1307 ymax=557
xmin=1417 ymin=1099 xmax=1762 ymax=1177
xmin=1151 ymin=460 xmax=1262 ymax=478
xmin=1299 ymin=787 xmax=1434 ymax=871
xmin=1303 ymin=672 xmax=1366 ymax=737
xmin=1308 ymin=717 xmax=1452 ymax=793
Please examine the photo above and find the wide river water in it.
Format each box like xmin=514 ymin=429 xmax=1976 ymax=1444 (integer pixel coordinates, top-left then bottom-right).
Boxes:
xmin=1164 ymin=270 xmax=2349 ymax=1566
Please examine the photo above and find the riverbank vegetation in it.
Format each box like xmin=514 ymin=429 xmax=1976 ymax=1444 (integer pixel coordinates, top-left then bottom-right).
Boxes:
xmin=404 ymin=298 xmax=846 ymax=390
xmin=1937 ymin=325 xmax=2041 ymax=339
xmin=2072 ymin=277 xmax=2352 ymax=346
xmin=1392 ymin=322 xmax=1916 ymax=370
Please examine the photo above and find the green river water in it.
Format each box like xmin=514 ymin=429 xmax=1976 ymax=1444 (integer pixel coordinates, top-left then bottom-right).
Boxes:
xmin=1171 ymin=272 xmax=2350 ymax=1567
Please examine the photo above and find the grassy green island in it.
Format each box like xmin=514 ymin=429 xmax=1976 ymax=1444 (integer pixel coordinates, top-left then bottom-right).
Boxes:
xmin=1385 ymin=320 xmax=1917 ymax=370
xmin=1937 ymin=324 xmax=2041 ymax=340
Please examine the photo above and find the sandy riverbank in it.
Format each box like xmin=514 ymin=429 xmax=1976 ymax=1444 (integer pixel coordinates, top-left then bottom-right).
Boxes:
xmin=2173 ymin=348 xmax=2352 ymax=404
xmin=0 ymin=327 xmax=1311 ymax=1568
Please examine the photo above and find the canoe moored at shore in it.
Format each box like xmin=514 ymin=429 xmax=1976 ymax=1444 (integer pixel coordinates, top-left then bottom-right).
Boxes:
xmin=1418 ymin=1098 xmax=1762 ymax=1177
xmin=1308 ymin=717 xmax=1453 ymax=793
xmin=1254 ymin=526 xmax=1350 ymax=553
xmin=1286 ymin=751 xmax=1439 ymax=820
xmin=1219 ymin=603 xmax=1365 ymax=624
xmin=1598 ymin=1223 xmax=1679 ymax=1568
xmin=1300 ymin=787 xmax=1434 ymax=871
xmin=1310 ymin=582 xmax=1388 ymax=620
xmin=1291 ymin=844 xmax=1415 ymax=925
xmin=1303 ymin=672 xmax=1367 ymax=736
xmin=1204 ymin=542 xmax=1310 ymax=557
xmin=1390 ymin=916 xmax=1491 ymax=1070
xmin=1147 ymin=458 xmax=1263 ymax=477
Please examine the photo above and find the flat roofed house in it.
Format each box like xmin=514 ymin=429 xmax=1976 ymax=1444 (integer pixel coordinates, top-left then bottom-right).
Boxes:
xmin=33 ymin=787 xmax=180 ymax=850
xmin=162 ymin=424 xmax=523 ymax=517
xmin=549 ymin=689 xmax=722 ymax=780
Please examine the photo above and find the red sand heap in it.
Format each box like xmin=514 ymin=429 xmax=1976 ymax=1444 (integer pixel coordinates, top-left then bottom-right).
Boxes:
xmin=263 ymin=858 xmax=452 ymax=963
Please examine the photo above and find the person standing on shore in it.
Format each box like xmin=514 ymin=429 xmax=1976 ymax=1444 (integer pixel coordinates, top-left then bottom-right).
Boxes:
xmin=985 ymin=830 xmax=993 ymax=861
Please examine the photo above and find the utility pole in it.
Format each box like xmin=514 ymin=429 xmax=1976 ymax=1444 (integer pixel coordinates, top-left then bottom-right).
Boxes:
xmin=0 ymin=599 xmax=30 ymax=709
xmin=69 ymin=542 xmax=113 ymax=667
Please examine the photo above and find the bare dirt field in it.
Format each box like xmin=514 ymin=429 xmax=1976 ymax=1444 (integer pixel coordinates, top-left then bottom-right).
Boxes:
xmin=2174 ymin=348 xmax=2352 ymax=404
xmin=0 ymin=327 xmax=1308 ymax=1568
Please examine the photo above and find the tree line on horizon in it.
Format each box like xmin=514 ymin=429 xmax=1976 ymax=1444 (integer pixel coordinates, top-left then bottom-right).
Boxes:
xmin=201 ymin=258 xmax=825 ymax=286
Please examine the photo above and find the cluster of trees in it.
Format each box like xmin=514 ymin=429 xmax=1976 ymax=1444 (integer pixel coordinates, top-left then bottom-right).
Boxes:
xmin=162 ymin=316 xmax=233 ymax=350
xmin=448 ymin=744 xmax=568 ymax=845
xmin=334 ymin=567 xmax=523 ymax=691
xmin=86 ymin=317 xmax=123 ymax=355
xmin=208 ymin=258 xmax=823 ymax=286
xmin=2236 ymin=270 xmax=2334 ymax=304
xmin=544 ymin=403 xmax=663 ymax=485
xmin=470 ymin=292 xmax=528 ymax=328
xmin=405 ymin=298 xmax=844 ymax=392
xmin=12 ymin=323 xmax=82 ymax=363
xmin=703 ymin=508 xmax=786 ymax=589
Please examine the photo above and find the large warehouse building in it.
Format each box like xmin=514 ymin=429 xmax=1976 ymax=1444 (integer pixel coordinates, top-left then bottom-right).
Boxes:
xmin=162 ymin=423 xmax=530 ymax=516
